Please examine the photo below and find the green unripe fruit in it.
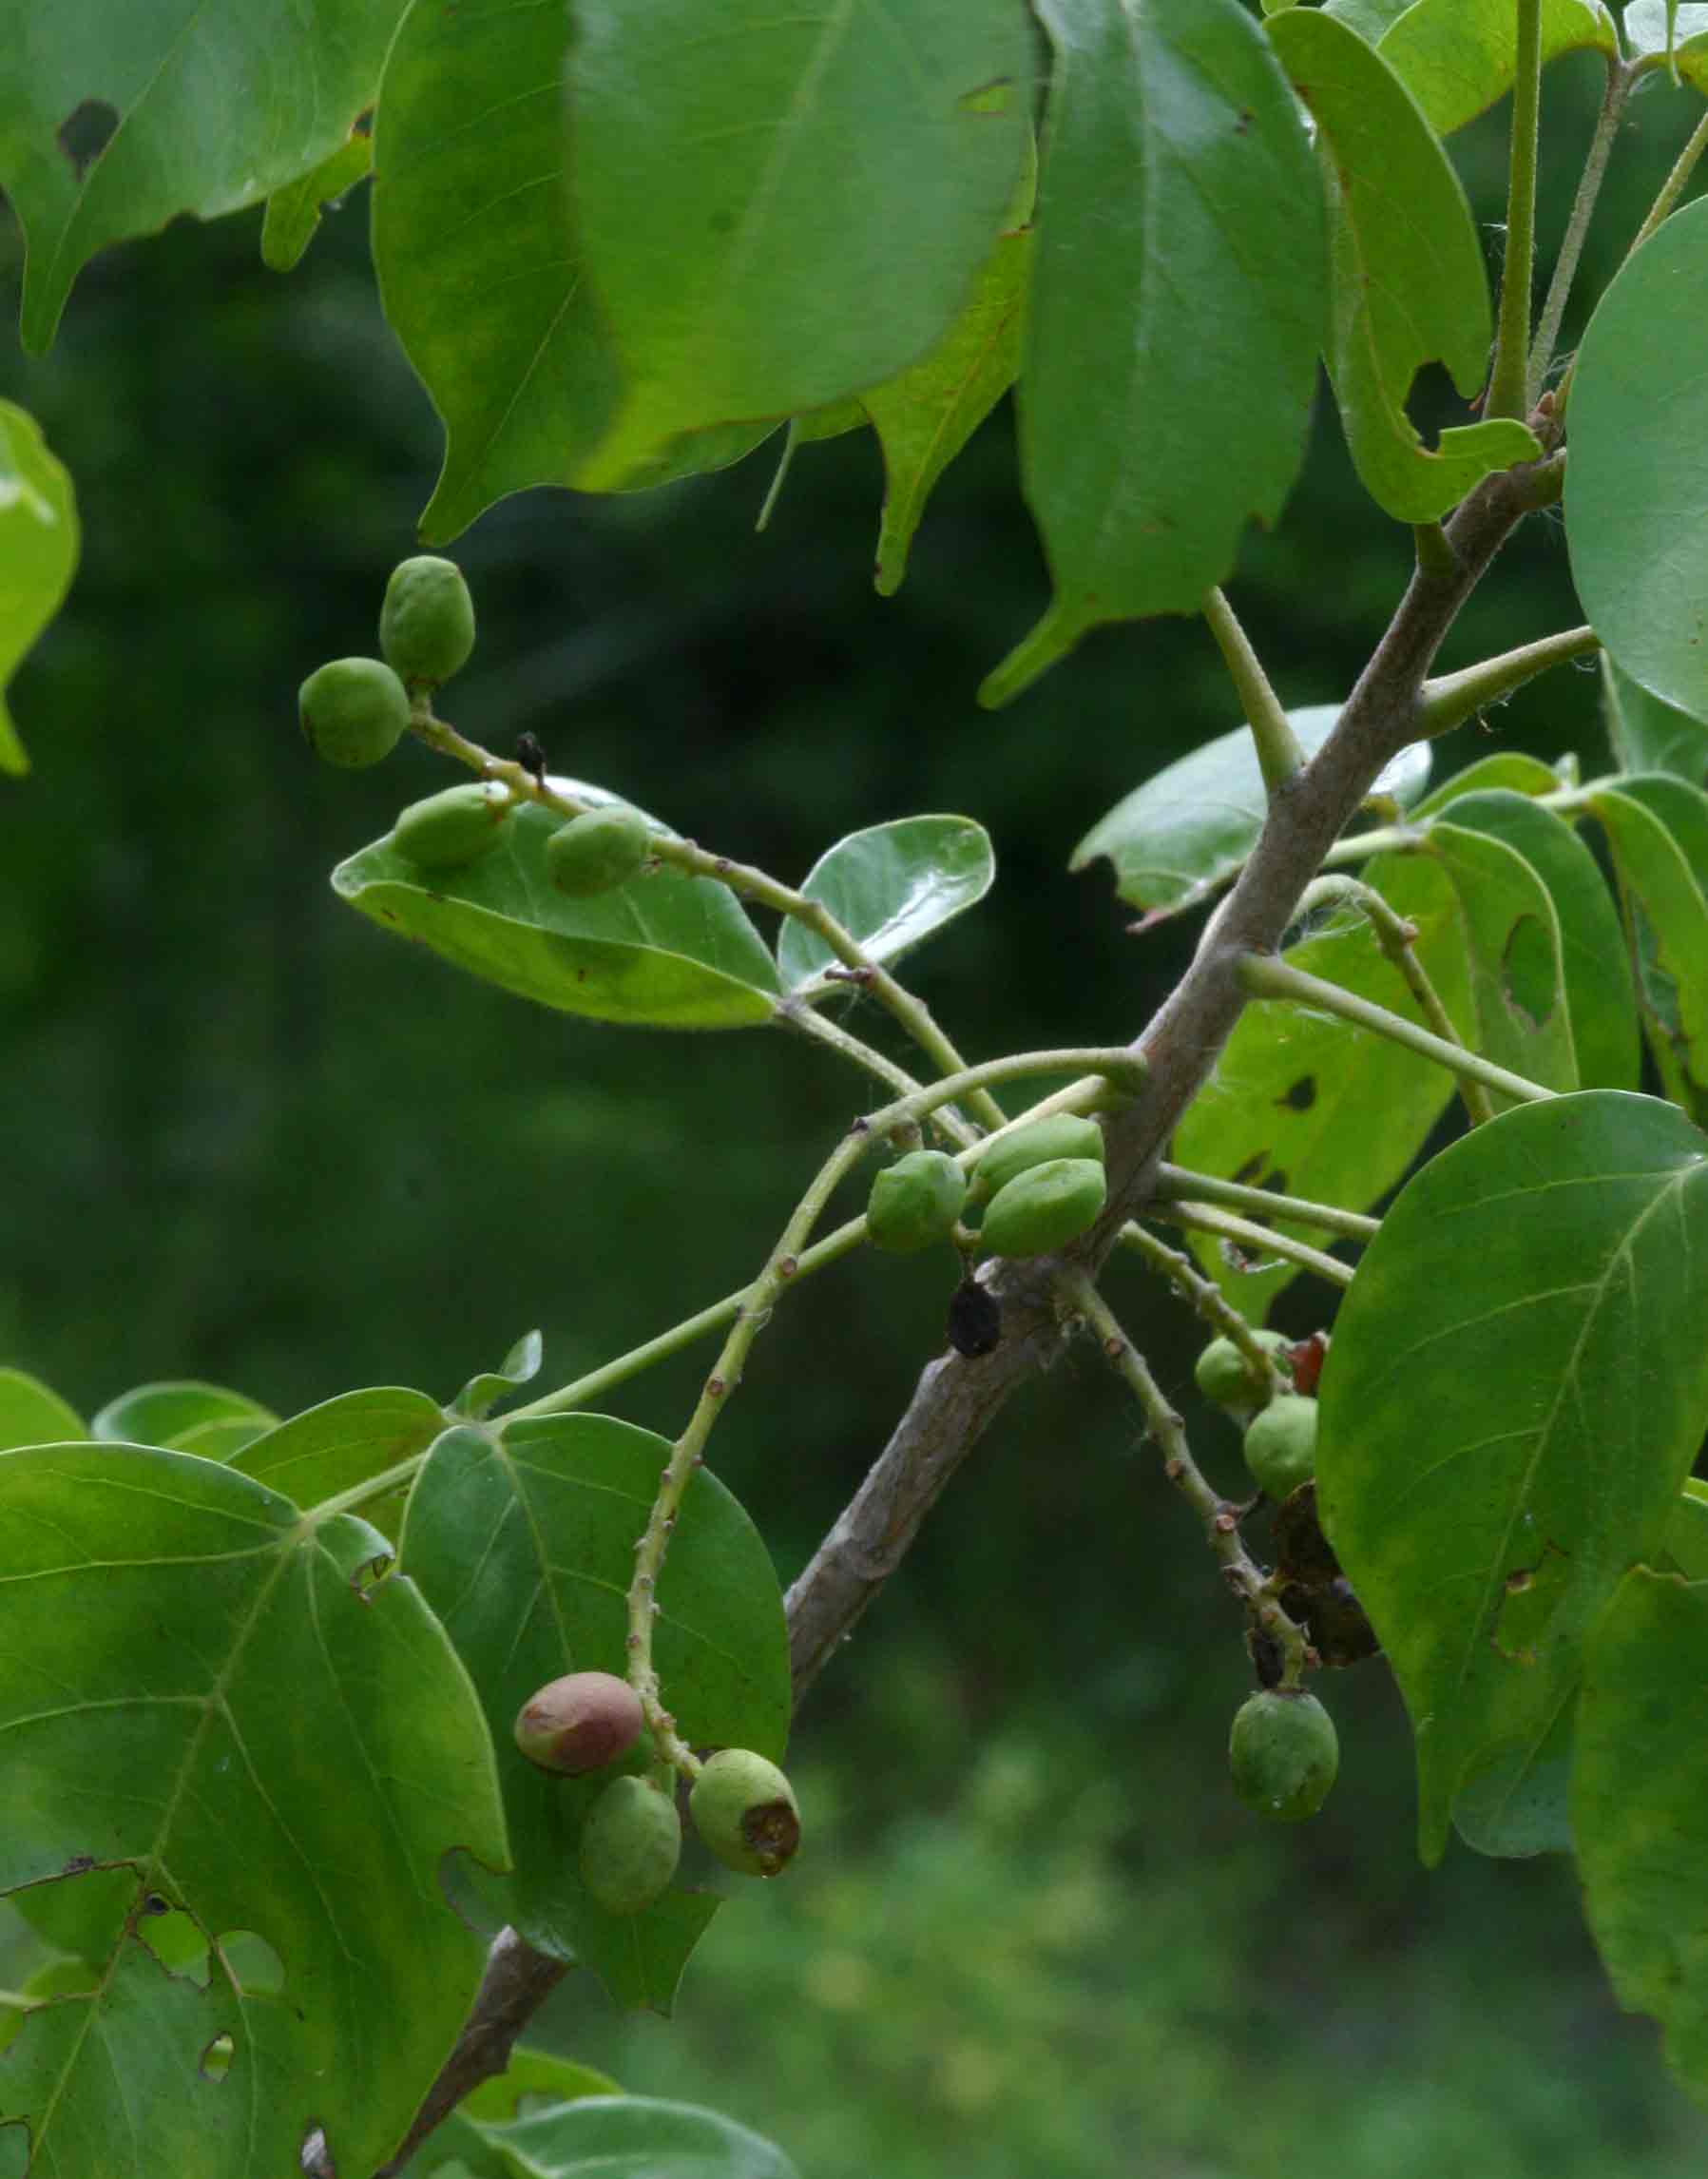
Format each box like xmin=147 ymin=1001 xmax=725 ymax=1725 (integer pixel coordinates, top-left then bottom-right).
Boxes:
xmin=867 ymin=1149 xmax=969 ymax=1253
xmin=689 ymin=1748 xmax=800 ymax=1878
xmin=298 ymin=656 xmax=411 ymax=769
xmin=1193 ymin=1329 xmax=1290 ymax=1410
xmin=578 ymin=1776 xmax=681 ymax=1915
xmin=975 ymin=1114 xmax=1104 ymax=1198
xmin=546 ymin=807 xmax=651 ymax=898
xmin=979 ymin=1157 xmax=1106 ymax=1258
xmin=392 ymin=781 xmax=514 ymax=871
xmin=1242 ymin=1394 xmax=1318 ymax=1499
xmin=1229 ymin=1689 xmax=1338 ymax=1822
xmin=378 ymin=555 xmax=476 ymax=688
xmin=513 ymin=1671 xmax=643 ymax=1776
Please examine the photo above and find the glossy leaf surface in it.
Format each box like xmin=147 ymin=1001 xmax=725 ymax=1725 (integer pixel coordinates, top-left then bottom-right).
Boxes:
xmin=1603 ymin=655 xmax=1708 ymax=787
xmin=1567 ymin=196 xmax=1708 ymax=724
xmin=1377 ymin=0 xmax=1617 ymax=135
xmin=1583 ymin=785 xmax=1708 ymax=1121
xmin=1317 ymin=1091 xmax=1708 ymax=1863
xmin=1410 ymin=749 xmax=1561 ymax=818
xmin=0 ymin=1442 xmax=508 ymax=2177
xmin=0 ymin=1368 xmax=84 ymax=1451
xmin=777 ymin=817 xmax=996 ymax=996
xmin=90 ymin=1379 xmax=278 ymax=1453
xmin=0 ymin=403 xmax=78 ymax=775
xmin=334 ymin=792 xmax=781 ymax=1031
xmin=982 ymin=0 xmax=1324 ymax=705
xmin=229 ymin=1386 xmax=445 ymax=1512
xmin=400 ymin=1416 xmax=790 ymax=2009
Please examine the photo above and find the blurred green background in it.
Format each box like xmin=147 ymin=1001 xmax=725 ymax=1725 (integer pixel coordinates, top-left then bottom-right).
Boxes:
xmin=5 ymin=41 xmax=1708 ymax=2178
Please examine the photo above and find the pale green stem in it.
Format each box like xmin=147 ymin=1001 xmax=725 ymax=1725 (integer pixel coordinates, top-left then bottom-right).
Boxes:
xmin=1486 ymin=0 xmax=1544 ymax=420
xmin=1118 ymin=1221 xmax=1295 ymax=1395
xmin=1062 ymin=1272 xmax=1310 ymax=1687
xmin=1238 ymin=953 xmax=1555 ymax=1106
xmin=1151 ymin=1202 xmax=1354 ymax=1288
xmin=1416 ymin=625 xmax=1601 ymax=738
xmin=1151 ymin=1164 xmax=1379 ymax=1243
xmin=1529 ymin=59 xmax=1630 ymax=403
xmin=1413 ymin=522 xmax=1458 ymax=582
xmin=1201 ymin=586 xmax=1306 ymax=795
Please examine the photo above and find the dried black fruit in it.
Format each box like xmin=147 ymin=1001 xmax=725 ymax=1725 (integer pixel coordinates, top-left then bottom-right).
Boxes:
xmin=947 ymin=1277 xmax=1001 ymax=1358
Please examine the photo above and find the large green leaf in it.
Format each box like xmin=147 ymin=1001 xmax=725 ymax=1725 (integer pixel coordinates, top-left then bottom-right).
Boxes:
xmin=566 ymin=0 xmax=1030 ymax=491
xmin=228 ymin=1386 xmax=445 ymax=1511
xmin=416 ymin=2094 xmax=800 ymax=2179
xmin=980 ymin=0 xmax=1325 ymax=706
xmin=1317 ymin=1091 xmax=1708 ymax=1864
xmin=1267 ymin=12 xmax=1539 ymax=522
xmin=333 ymin=790 xmax=782 ymax=1031
xmin=0 ymin=1368 xmax=84 ymax=1451
xmin=1567 ymin=195 xmax=1708 ymax=725
xmin=373 ymin=0 xmax=771 ymax=541
xmin=0 ymin=403 xmax=78 ymax=775
xmin=399 ymin=1416 xmax=791 ymax=2011
xmin=1435 ymin=790 xmax=1639 ymax=1092
xmin=0 ymin=1442 xmax=508 ymax=2178
xmin=1602 ymin=655 xmax=1708 ymax=787
xmin=0 ymin=0 xmax=401 ymax=353
xmin=1582 ymin=784 xmax=1708 ymax=1121
xmin=1070 ymin=704 xmax=1430 ymax=924
xmin=1169 ymin=849 xmax=1466 ymax=1320
xmin=1576 ymin=1568 xmax=1708 ymax=2106
xmin=1377 ymin=0 xmax=1618 ymax=136
xmin=1421 ymin=821 xmax=1579 ymax=1098
xmin=777 ymin=817 xmax=996 ymax=997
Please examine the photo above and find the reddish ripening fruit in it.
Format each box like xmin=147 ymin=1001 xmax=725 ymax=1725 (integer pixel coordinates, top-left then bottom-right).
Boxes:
xmin=689 ymin=1748 xmax=800 ymax=1877
xmin=578 ymin=1776 xmax=681 ymax=1915
xmin=513 ymin=1671 xmax=643 ymax=1776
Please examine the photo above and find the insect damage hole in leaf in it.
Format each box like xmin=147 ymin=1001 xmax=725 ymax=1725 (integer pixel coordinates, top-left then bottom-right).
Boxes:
xmin=55 ymin=101 xmax=117 ymax=180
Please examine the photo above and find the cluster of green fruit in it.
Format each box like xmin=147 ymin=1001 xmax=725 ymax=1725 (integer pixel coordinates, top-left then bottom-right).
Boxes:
xmin=1194 ymin=1329 xmax=1318 ymax=1501
xmin=866 ymin=1111 xmax=1108 ymax=1262
xmin=512 ymin=1671 xmax=800 ymax=1917
xmin=297 ymin=555 xmax=652 ymax=896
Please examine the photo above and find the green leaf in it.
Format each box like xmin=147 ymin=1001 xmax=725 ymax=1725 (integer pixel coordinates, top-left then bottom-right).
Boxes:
xmin=89 ymin=1379 xmax=278 ymax=1453
xmin=1169 ymin=849 xmax=1467 ymax=1319
xmin=862 ymin=136 xmax=1036 ymax=595
xmin=424 ymin=2094 xmax=800 ymax=2179
xmin=1431 ymin=790 xmax=1639 ymax=1092
xmin=1323 ymin=0 xmax=1417 ymax=38
xmin=1421 ymin=820 xmax=1579 ymax=1098
xmin=0 ymin=1 xmax=401 ymax=353
xmin=372 ymin=0 xmax=773 ymax=542
xmin=1070 ymin=704 xmax=1430 ymax=924
xmin=1581 ymin=785 xmax=1708 ymax=1121
xmin=1576 ymin=1568 xmax=1708 ymax=2103
xmin=0 ymin=1368 xmax=84 ymax=1451
xmin=0 ymin=402 xmax=79 ymax=776
xmin=399 ymin=1416 xmax=791 ymax=2011
xmin=228 ymin=1386 xmax=446 ymax=1511
xmin=398 ymin=2049 xmax=624 ymax=2176
xmin=1567 ymin=195 xmax=1708 ymax=723
xmin=566 ymin=0 xmax=1030 ymax=491
xmin=1377 ymin=0 xmax=1618 ymax=137
xmin=1267 ymin=12 xmax=1540 ymax=522
xmin=1625 ymin=0 xmax=1708 ymax=86
xmin=1662 ymin=1478 xmax=1708 ymax=1577
xmin=452 ymin=1330 xmax=545 ymax=1423
xmin=333 ymin=791 xmax=782 ymax=1031
xmin=1317 ymin=1090 xmax=1708 ymax=1864
xmin=980 ymin=0 xmax=1325 ymax=706
xmin=777 ymin=817 xmax=996 ymax=997
xmin=1409 ymin=749 xmax=1563 ymax=818
xmin=0 ymin=1442 xmax=509 ymax=2177
xmin=259 ymin=129 xmax=372 ymax=274
xmin=1602 ymin=655 xmax=1708 ymax=786
xmin=1614 ymin=771 xmax=1708 ymax=892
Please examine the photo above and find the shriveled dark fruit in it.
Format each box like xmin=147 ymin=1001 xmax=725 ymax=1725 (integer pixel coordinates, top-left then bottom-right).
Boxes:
xmin=513 ymin=1670 xmax=643 ymax=1776
xmin=978 ymin=1156 xmax=1106 ymax=1258
xmin=578 ymin=1776 xmax=681 ymax=1915
xmin=378 ymin=555 xmax=476 ymax=687
xmin=689 ymin=1748 xmax=800 ymax=1878
xmin=867 ymin=1149 xmax=969 ymax=1253
xmin=973 ymin=1113 xmax=1104 ymax=1198
xmin=298 ymin=657 xmax=411 ymax=769
xmin=393 ymin=781 xmax=514 ymax=871
xmin=1242 ymin=1394 xmax=1318 ymax=1499
xmin=1193 ymin=1328 xmax=1290 ymax=1409
xmin=1229 ymin=1688 xmax=1338 ymax=1822
xmin=947 ymin=1275 xmax=1002 ymax=1358
xmin=546 ymin=806 xmax=651 ymax=898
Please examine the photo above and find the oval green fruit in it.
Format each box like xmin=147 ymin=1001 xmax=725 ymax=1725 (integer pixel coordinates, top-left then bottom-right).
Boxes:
xmin=513 ymin=1670 xmax=643 ymax=1776
xmin=979 ymin=1157 xmax=1106 ymax=1258
xmin=974 ymin=1114 xmax=1104 ymax=1198
xmin=1242 ymin=1394 xmax=1318 ymax=1499
xmin=1193 ymin=1329 xmax=1290 ymax=1410
xmin=867 ymin=1149 xmax=969 ymax=1253
xmin=546 ymin=806 xmax=651 ymax=898
xmin=392 ymin=781 xmax=514 ymax=871
xmin=689 ymin=1748 xmax=800 ymax=1878
xmin=1229 ymin=1689 xmax=1338 ymax=1822
xmin=578 ymin=1776 xmax=681 ymax=1915
xmin=298 ymin=656 xmax=411 ymax=769
xmin=378 ymin=555 xmax=476 ymax=687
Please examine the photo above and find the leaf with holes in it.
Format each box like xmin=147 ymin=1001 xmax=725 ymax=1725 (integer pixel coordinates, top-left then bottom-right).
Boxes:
xmin=399 ymin=1417 xmax=790 ymax=2011
xmin=0 ymin=1441 xmax=508 ymax=2179
xmin=778 ymin=817 xmax=995 ymax=998
xmin=1317 ymin=1091 xmax=1708 ymax=1864
xmin=1421 ymin=821 xmax=1578 ymax=1099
